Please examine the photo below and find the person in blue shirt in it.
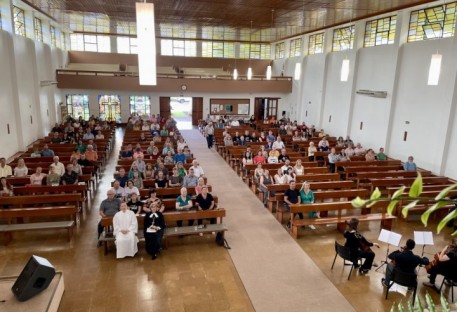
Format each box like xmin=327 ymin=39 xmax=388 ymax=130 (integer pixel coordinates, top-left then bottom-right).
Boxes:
xmin=41 ymin=144 xmax=55 ymax=157
xmin=403 ymin=156 xmax=417 ymax=171
xmin=174 ymin=149 xmax=186 ymax=164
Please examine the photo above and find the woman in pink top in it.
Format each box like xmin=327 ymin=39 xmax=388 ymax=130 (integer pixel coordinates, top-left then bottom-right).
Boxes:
xmin=30 ymin=167 xmax=46 ymax=185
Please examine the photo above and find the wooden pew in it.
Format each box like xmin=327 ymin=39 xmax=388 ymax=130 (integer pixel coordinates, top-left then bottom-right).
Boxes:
xmin=99 ymin=209 xmax=227 ymax=255
xmin=369 ymin=176 xmax=451 ymax=192
xmin=289 ymin=201 xmax=396 ymax=238
xmin=0 ymin=194 xmax=83 ymax=211
xmin=264 ymin=180 xmax=356 ymax=212
xmin=353 ymin=170 xmax=431 ymax=188
xmin=274 ymin=188 xmax=371 ymax=223
xmin=0 ymin=206 xmax=78 ymax=245
xmin=13 ymin=185 xmax=88 ymax=201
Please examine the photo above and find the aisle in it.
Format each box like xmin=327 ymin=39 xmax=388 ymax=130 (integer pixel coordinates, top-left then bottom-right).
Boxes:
xmin=180 ymin=130 xmax=356 ymax=312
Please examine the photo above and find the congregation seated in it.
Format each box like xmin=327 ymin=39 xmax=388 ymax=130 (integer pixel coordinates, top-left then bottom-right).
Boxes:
xmin=0 ymin=177 xmax=14 ymax=196
xmin=30 ymin=166 xmax=46 ymax=185
xmin=13 ymin=158 xmax=28 ymax=177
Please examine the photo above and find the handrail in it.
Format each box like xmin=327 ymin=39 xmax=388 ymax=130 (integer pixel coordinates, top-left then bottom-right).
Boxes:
xmin=56 ymin=69 xmax=293 ymax=81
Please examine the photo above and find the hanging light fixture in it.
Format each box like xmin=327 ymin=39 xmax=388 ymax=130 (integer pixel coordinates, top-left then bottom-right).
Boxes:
xmin=266 ymin=64 xmax=272 ymax=80
xmin=428 ymin=53 xmax=442 ymax=86
xmin=136 ymin=1 xmax=157 ymax=85
xmin=233 ymin=68 xmax=238 ymax=80
xmin=247 ymin=21 xmax=253 ymax=80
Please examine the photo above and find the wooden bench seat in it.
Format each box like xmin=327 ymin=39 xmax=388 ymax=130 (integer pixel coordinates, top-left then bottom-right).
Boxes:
xmin=0 ymin=206 xmax=78 ymax=245
xmin=274 ymin=189 xmax=371 ymax=222
xmin=370 ymin=176 xmax=451 ymax=192
xmin=353 ymin=170 xmax=431 ymax=188
xmin=289 ymin=201 xmax=395 ymax=238
xmin=0 ymin=193 xmax=83 ymax=211
xmin=99 ymin=209 xmax=227 ymax=255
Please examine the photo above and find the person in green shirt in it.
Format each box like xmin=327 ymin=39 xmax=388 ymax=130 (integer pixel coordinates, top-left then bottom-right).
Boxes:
xmin=299 ymin=181 xmax=318 ymax=229
xmin=377 ymin=147 xmax=387 ymax=161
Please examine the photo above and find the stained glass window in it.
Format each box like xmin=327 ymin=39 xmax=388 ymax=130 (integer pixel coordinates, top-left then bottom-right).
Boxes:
xmin=34 ymin=17 xmax=43 ymax=42
xmin=161 ymin=40 xmax=196 ymax=56
xmin=66 ymin=95 xmax=90 ymax=120
xmin=239 ymin=43 xmax=271 ymax=59
xmin=332 ymin=26 xmax=354 ymax=52
xmin=130 ymin=96 xmax=151 ymax=117
xmin=99 ymin=95 xmax=121 ymax=123
xmin=408 ymin=2 xmax=457 ymax=42
xmin=308 ymin=33 xmax=324 ymax=55
xmin=13 ymin=6 xmax=26 ymax=37
xmin=275 ymin=42 xmax=285 ymax=59
xmin=70 ymin=34 xmax=111 ymax=52
xmin=202 ymin=41 xmax=235 ymax=58
xmin=50 ymin=26 xmax=57 ymax=46
xmin=117 ymin=37 xmax=138 ymax=54
xmin=289 ymin=38 xmax=302 ymax=57
xmin=364 ymin=15 xmax=397 ymax=47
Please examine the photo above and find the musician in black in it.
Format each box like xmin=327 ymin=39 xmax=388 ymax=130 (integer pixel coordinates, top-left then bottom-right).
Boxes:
xmin=423 ymin=239 xmax=457 ymax=288
xmin=344 ymin=218 xmax=379 ymax=274
xmin=382 ymin=239 xmax=429 ymax=287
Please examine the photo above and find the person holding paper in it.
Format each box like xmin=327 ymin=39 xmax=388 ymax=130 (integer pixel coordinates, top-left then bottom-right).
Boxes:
xmin=423 ymin=239 xmax=457 ymax=288
xmin=382 ymin=239 xmax=429 ymax=287
xmin=344 ymin=218 xmax=380 ymax=274
xmin=144 ymin=200 xmax=165 ymax=260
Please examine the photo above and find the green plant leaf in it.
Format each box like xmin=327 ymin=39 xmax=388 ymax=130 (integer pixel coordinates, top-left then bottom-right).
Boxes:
xmin=409 ymin=172 xmax=423 ymax=198
xmin=351 ymin=196 xmax=367 ymax=208
xmin=398 ymin=302 xmax=405 ymax=312
xmin=416 ymin=293 xmax=424 ymax=312
xmin=407 ymin=300 xmax=414 ymax=312
xmin=392 ymin=186 xmax=405 ymax=200
xmin=437 ymin=208 xmax=457 ymax=234
xmin=370 ymin=187 xmax=381 ymax=200
xmin=452 ymin=228 xmax=457 ymax=236
xmin=425 ymin=291 xmax=435 ymax=312
xmin=387 ymin=200 xmax=399 ymax=216
xmin=435 ymin=183 xmax=457 ymax=201
xmin=402 ymin=200 xmax=419 ymax=218
xmin=421 ymin=201 xmax=448 ymax=227
xmin=390 ymin=304 xmax=396 ymax=312
xmin=440 ymin=292 xmax=450 ymax=312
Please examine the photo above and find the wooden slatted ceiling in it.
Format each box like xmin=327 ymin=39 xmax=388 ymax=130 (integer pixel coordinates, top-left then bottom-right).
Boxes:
xmin=27 ymin=0 xmax=438 ymax=41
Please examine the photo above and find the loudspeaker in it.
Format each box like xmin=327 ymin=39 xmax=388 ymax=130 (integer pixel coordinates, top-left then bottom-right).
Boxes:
xmin=12 ymin=255 xmax=56 ymax=302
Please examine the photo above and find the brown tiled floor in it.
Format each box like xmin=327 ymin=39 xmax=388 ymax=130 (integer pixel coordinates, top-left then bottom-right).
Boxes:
xmin=0 ymin=128 xmax=253 ymax=312
xmin=2 ymin=128 xmax=456 ymax=312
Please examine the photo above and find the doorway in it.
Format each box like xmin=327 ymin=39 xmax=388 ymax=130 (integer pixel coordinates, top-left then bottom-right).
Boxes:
xmin=170 ymin=97 xmax=192 ymax=129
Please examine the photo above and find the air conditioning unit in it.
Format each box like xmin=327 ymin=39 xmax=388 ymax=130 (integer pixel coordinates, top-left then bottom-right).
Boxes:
xmin=40 ymin=81 xmax=58 ymax=87
xmin=356 ymin=89 xmax=387 ymax=98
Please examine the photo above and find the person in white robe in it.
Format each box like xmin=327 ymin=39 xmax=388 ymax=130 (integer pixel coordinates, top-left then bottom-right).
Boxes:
xmin=113 ymin=203 xmax=139 ymax=259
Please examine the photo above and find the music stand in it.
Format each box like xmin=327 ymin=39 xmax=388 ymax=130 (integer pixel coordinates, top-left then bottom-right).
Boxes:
xmin=414 ymin=231 xmax=434 ymax=257
xmin=375 ymin=229 xmax=402 ymax=272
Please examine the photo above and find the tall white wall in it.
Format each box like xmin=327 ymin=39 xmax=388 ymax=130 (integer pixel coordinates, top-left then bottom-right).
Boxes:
xmin=0 ymin=31 xmax=20 ymax=157
xmin=387 ymin=39 xmax=457 ymax=174
xmin=349 ymin=45 xmax=398 ymax=151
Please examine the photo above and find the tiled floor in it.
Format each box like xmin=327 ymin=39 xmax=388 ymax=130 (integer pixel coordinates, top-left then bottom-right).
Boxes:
xmin=1 ymin=127 xmax=456 ymax=312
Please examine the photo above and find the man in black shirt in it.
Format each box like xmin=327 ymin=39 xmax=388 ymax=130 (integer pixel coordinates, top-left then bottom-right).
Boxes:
xmin=278 ymin=149 xmax=290 ymax=163
xmin=61 ymin=164 xmax=79 ymax=185
xmin=196 ymin=185 xmax=216 ymax=225
xmin=382 ymin=239 xmax=429 ymax=286
xmin=116 ymin=168 xmax=129 ymax=188
xmin=284 ymin=181 xmax=303 ymax=228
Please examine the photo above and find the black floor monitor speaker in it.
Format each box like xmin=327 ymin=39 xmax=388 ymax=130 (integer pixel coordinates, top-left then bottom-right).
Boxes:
xmin=12 ymin=255 xmax=56 ymax=302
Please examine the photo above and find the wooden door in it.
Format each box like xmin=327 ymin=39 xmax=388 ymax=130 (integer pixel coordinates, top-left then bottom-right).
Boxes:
xmin=192 ymin=97 xmax=203 ymax=126
xmin=159 ymin=97 xmax=171 ymax=119
xmin=254 ymin=98 xmax=264 ymax=121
